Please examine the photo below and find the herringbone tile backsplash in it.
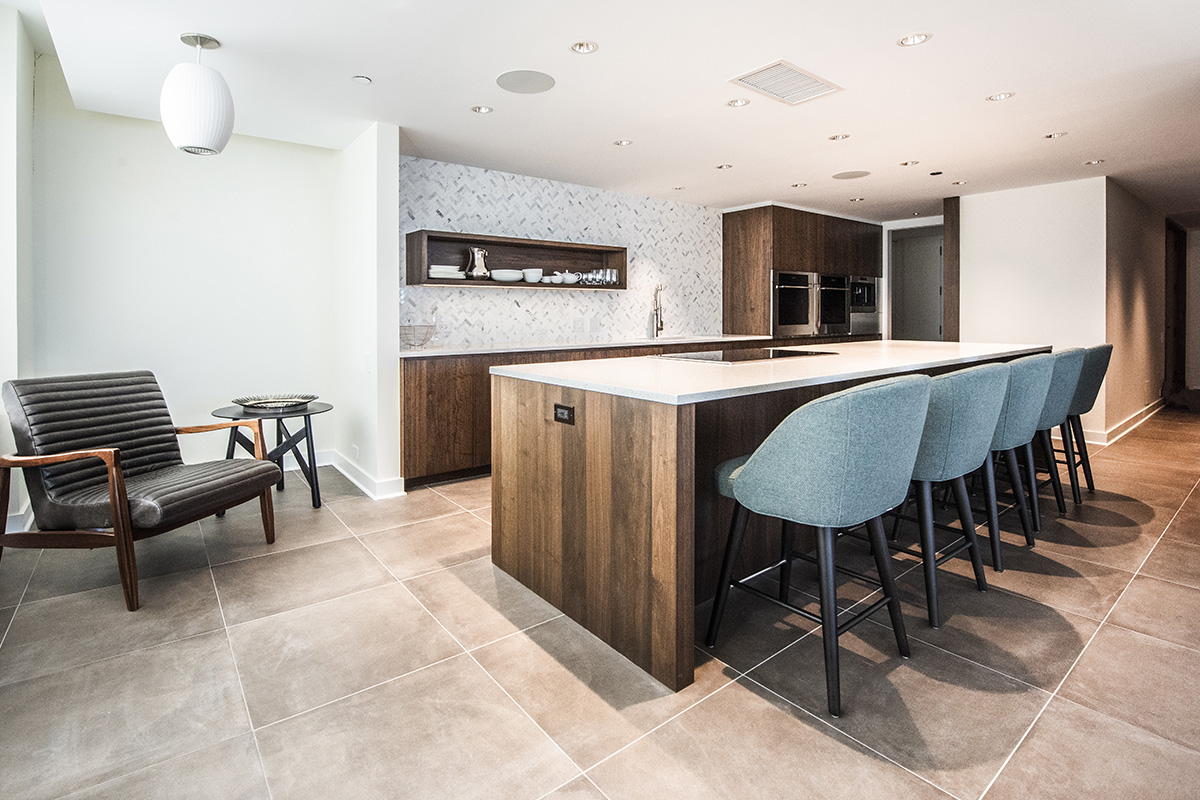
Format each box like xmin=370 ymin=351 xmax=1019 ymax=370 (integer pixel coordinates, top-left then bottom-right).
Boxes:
xmin=399 ymin=156 xmax=723 ymax=348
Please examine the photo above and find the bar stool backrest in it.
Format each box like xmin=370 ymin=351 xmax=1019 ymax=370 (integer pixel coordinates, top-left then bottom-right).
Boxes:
xmin=731 ymin=374 xmax=932 ymax=529
xmin=1036 ymin=348 xmax=1086 ymax=431
xmin=1068 ymin=344 xmax=1114 ymax=417
xmin=913 ymin=362 xmax=1011 ymax=483
xmin=991 ymin=354 xmax=1054 ymax=452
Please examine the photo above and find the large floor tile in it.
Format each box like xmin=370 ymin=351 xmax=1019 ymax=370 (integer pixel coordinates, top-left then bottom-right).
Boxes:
xmin=1108 ymin=574 xmax=1200 ymax=651
xmin=1083 ymin=461 xmax=1197 ymax=508
xmin=0 ymin=547 xmax=38 ymax=607
xmin=1162 ymin=495 xmax=1200 ymax=545
xmin=1139 ymin=537 xmax=1200 ymax=589
xmin=587 ymin=678 xmax=950 ymax=800
xmin=59 ymin=734 xmax=269 ymax=800
xmin=211 ymin=538 xmax=394 ymax=625
xmin=22 ymin=523 xmax=209 ymax=602
xmin=283 ymin=465 xmax=366 ymax=505
xmin=474 ymin=615 xmax=734 ymax=769
xmin=1024 ymin=494 xmax=1174 ymax=571
xmin=0 ymin=631 xmax=249 ymax=800
xmin=0 ymin=567 xmax=223 ymax=686
xmin=1059 ymin=623 xmax=1200 ymax=750
xmin=694 ymin=585 xmax=818 ymax=674
xmin=986 ymin=697 xmax=1200 ymax=800
xmin=229 ymin=583 xmax=462 ymax=726
xmin=1094 ymin=433 xmax=1200 ymax=470
xmin=890 ymin=570 xmax=1098 ymax=690
xmin=326 ymin=489 xmax=462 ymax=535
xmin=362 ymin=512 xmax=491 ymax=580
xmin=255 ymin=654 xmax=578 ymax=799
xmin=404 ymin=558 xmax=560 ymax=649
xmin=542 ymin=776 xmax=607 ymax=799
xmin=430 ymin=475 xmax=492 ymax=511
xmin=748 ymin=618 xmax=1049 ymax=800
xmin=201 ymin=502 xmax=353 ymax=565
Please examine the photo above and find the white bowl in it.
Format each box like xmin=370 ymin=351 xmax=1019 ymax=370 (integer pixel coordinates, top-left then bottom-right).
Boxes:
xmin=522 ymin=268 xmax=544 ymax=283
xmin=560 ymin=273 xmax=580 ymax=284
xmin=490 ymin=269 xmax=523 ymax=282
xmin=550 ymin=275 xmax=563 ymax=284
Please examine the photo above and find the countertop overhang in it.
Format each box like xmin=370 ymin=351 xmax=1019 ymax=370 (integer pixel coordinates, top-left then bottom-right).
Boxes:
xmin=489 ymin=340 xmax=1052 ymax=405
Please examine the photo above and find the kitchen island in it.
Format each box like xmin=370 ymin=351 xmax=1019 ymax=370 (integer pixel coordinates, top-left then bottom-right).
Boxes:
xmin=489 ymin=340 xmax=1050 ymax=690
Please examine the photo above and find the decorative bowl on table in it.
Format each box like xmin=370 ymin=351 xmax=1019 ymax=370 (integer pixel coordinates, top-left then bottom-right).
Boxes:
xmin=232 ymin=394 xmax=318 ymax=411
xmin=490 ymin=269 xmax=523 ymax=282
xmin=399 ymin=324 xmax=436 ymax=348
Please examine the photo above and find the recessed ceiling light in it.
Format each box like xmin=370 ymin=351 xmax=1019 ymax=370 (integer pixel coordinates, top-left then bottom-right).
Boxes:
xmin=900 ymin=160 xmax=920 ymax=166
xmin=570 ymin=41 xmax=598 ymax=54
xmin=716 ymin=164 xmax=733 ymax=170
xmin=952 ymin=180 xmax=967 ymax=185
xmin=791 ymin=183 xmax=807 ymax=188
xmin=1045 ymin=132 xmax=1068 ymax=139
xmin=849 ymin=198 xmax=864 ymax=202
xmin=1084 ymin=159 xmax=1105 ymax=165
xmin=350 ymin=75 xmax=372 ymax=85
xmin=727 ymin=98 xmax=750 ymax=108
xmin=897 ymin=33 xmax=931 ymax=47
xmin=496 ymin=70 xmax=556 ymax=94
xmin=672 ymin=186 xmax=685 ymax=190
xmin=613 ymin=140 xmax=632 ymax=146
xmin=912 ymin=212 xmax=920 ymax=216
xmin=833 ymin=170 xmax=870 ymax=180
xmin=828 ymin=134 xmax=850 ymax=140
xmin=471 ymin=105 xmax=493 ymax=114
xmin=929 ymin=171 xmax=943 ymax=176
xmin=986 ymin=92 xmax=1015 ymax=101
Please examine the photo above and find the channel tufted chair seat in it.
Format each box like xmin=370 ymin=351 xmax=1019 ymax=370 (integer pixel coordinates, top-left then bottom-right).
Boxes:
xmin=1 ymin=370 xmax=282 ymax=611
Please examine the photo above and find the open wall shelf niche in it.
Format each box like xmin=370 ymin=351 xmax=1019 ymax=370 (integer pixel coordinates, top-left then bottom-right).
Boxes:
xmin=405 ymin=230 xmax=627 ymax=290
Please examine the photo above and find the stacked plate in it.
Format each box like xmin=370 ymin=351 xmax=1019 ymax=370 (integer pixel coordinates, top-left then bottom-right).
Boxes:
xmin=490 ymin=269 xmax=523 ymax=282
xmin=429 ymin=264 xmax=465 ymax=280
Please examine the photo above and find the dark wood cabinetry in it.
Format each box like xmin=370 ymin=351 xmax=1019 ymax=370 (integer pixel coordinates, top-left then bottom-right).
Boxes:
xmin=406 ymin=230 xmax=627 ymax=290
xmin=723 ymin=206 xmax=882 ymax=334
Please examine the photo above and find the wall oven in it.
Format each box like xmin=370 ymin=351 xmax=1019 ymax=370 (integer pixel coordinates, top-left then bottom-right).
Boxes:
xmin=849 ymin=276 xmax=881 ymax=335
xmin=817 ymin=275 xmax=850 ymax=335
xmin=772 ymin=271 xmax=818 ymax=336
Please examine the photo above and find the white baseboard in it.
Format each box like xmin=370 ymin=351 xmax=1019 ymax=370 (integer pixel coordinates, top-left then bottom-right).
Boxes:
xmin=5 ymin=505 xmax=33 ymax=534
xmin=1098 ymin=398 xmax=1164 ymax=445
xmin=326 ymin=451 xmax=406 ymax=501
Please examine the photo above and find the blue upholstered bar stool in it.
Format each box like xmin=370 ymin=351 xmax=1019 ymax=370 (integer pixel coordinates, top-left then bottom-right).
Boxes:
xmin=985 ymin=354 xmax=1054 ymax=569
xmin=1065 ymin=344 xmax=1114 ymax=496
xmin=705 ymin=374 xmax=932 ymax=718
xmin=904 ymin=363 xmax=1010 ymax=628
xmin=1030 ymin=349 xmax=1086 ymax=517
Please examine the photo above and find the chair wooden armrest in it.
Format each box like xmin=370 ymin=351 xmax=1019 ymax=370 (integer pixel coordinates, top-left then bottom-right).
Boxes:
xmin=176 ymin=418 xmax=268 ymax=459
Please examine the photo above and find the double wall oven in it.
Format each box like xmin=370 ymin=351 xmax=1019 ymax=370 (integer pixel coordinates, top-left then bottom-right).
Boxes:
xmin=773 ymin=271 xmax=879 ymax=337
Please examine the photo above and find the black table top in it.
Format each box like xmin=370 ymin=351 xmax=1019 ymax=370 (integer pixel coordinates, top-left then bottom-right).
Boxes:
xmin=212 ymin=401 xmax=333 ymax=421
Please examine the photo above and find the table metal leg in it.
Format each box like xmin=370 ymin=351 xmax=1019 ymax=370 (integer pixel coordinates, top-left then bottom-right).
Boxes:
xmin=304 ymin=414 xmax=321 ymax=508
xmin=275 ymin=420 xmax=286 ymax=490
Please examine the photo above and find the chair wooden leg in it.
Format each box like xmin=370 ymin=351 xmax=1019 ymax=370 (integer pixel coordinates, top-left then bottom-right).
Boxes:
xmin=1061 ymin=422 xmax=1082 ymax=505
xmin=112 ymin=511 xmax=139 ymax=611
xmin=866 ymin=516 xmax=910 ymax=659
xmin=1004 ymin=448 xmax=1035 ymax=545
xmin=815 ymin=525 xmax=842 ymax=717
xmin=260 ymin=487 xmax=276 ymax=544
xmin=779 ymin=520 xmax=796 ymax=602
xmin=705 ymin=502 xmax=749 ymax=647
xmin=914 ymin=480 xmax=940 ymax=628
xmin=1071 ymin=415 xmax=1095 ymax=492
xmin=1022 ymin=442 xmax=1041 ymax=535
xmin=1038 ymin=429 xmax=1067 ymax=514
xmin=952 ymin=476 xmax=988 ymax=592
xmin=982 ymin=454 xmax=1003 ymax=571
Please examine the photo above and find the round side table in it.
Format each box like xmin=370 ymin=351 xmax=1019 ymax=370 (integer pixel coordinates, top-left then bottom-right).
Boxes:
xmin=211 ymin=402 xmax=333 ymax=508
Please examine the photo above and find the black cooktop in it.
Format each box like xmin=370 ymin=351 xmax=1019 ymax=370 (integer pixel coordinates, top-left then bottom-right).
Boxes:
xmin=652 ymin=348 xmax=837 ymax=364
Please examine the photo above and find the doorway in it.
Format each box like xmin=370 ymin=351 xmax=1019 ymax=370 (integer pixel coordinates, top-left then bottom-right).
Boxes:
xmin=890 ymin=226 xmax=944 ymax=341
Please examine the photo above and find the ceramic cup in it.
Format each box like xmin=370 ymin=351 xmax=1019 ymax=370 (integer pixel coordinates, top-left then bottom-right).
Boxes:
xmin=522 ymin=268 xmax=543 ymax=283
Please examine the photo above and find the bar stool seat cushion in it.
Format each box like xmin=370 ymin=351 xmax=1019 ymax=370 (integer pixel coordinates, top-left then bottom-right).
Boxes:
xmin=716 ymin=455 xmax=750 ymax=499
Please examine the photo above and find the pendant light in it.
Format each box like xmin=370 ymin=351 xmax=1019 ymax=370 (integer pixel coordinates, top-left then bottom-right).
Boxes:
xmin=160 ymin=33 xmax=234 ymax=156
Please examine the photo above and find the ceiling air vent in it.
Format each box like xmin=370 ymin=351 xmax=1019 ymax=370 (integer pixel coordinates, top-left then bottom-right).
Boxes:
xmin=731 ymin=60 xmax=841 ymax=105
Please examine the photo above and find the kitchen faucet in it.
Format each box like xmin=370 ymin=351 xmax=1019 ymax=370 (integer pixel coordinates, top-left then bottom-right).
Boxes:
xmin=652 ymin=284 xmax=665 ymax=337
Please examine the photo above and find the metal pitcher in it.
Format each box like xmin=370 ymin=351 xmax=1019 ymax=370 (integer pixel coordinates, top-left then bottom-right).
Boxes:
xmin=467 ymin=247 xmax=489 ymax=279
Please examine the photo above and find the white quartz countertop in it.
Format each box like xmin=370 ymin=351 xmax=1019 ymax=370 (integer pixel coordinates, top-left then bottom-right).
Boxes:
xmin=397 ymin=334 xmax=770 ymax=359
xmin=489 ymin=340 xmax=1051 ymax=405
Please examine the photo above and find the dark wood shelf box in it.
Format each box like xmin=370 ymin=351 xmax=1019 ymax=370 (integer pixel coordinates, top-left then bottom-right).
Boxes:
xmin=406 ymin=230 xmax=627 ymax=290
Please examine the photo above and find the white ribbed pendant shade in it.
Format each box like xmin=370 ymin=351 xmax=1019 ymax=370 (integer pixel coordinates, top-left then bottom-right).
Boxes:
xmin=160 ymin=62 xmax=235 ymax=155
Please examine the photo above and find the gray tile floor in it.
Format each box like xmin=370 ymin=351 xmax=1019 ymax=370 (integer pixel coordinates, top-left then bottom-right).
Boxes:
xmin=2 ymin=411 xmax=1199 ymax=799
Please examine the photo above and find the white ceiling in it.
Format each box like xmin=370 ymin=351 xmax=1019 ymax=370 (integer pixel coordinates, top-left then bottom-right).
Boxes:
xmin=17 ymin=0 xmax=1200 ymax=222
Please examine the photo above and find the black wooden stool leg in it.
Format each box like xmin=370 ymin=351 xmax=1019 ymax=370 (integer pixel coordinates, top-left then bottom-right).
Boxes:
xmin=866 ymin=516 xmax=910 ymax=659
xmin=815 ymin=525 xmax=842 ymax=717
xmin=1004 ymin=448 xmax=1034 ymax=545
xmin=1022 ymin=442 xmax=1041 ymax=535
xmin=982 ymin=454 xmax=1003 ymax=571
xmin=1071 ymin=415 xmax=1095 ymax=491
xmin=779 ymin=520 xmax=796 ymax=602
xmin=1061 ymin=422 xmax=1081 ymax=505
xmin=706 ymin=503 xmax=750 ymax=647
xmin=914 ymin=480 xmax=940 ymax=628
xmin=1038 ymin=429 xmax=1066 ymax=513
xmin=890 ymin=484 xmax=911 ymax=542
xmin=952 ymin=476 xmax=988 ymax=592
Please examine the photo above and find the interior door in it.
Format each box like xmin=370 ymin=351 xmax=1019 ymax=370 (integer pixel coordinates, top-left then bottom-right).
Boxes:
xmin=890 ymin=228 xmax=944 ymax=341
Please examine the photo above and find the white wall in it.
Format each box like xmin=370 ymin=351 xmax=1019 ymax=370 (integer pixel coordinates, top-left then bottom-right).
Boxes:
xmin=1187 ymin=230 xmax=1200 ymax=389
xmin=959 ymin=178 xmax=1109 ymax=434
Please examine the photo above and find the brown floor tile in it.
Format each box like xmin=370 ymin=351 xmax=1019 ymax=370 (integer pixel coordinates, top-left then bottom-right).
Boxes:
xmin=1024 ymin=494 xmax=1174 ymax=571
xmin=1096 ymin=434 xmax=1200 ymax=470
xmin=695 ymin=585 xmax=818 ymax=674
xmin=1163 ymin=498 xmax=1200 ymax=545
xmin=474 ymin=615 xmax=734 ymax=769
xmin=229 ymin=583 xmax=462 ymax=726
xmin=1083 ymin=460 xmax=1197 ymax=508
xmin=470 ymin=506 xmax=492 ymax=524
xmin=0 ymin=605 xmax=14 ymax=637
xmin=0 ymin=631 xmax=249 ymax=800
xmin=211 ymin=538 xmax=394 ymax=626
xmin=201 ymin=503 xmax=353 ymax=565
xmin=542 ymin=776 xmax=606 ymax=799
xmin=987 ymin=697 xmax=1200 ymax=800
xmin=325 ymin=489 xmax=462 ymax=535
xmin=1060 ymin=623 xmax=1200 ymax=750
xmin=587 ymin=678 xmax=950 ymax=800
xmin=749 ymin=618 xmax=1049 ymax=799
xmin=1139 ymin=538 xmax=1200 ymax=589
xmin=255 ymin=655 xmax=578 ymax=799
xmin=283 ymin=465 xmax=366 ymax=504
xmin=361 ymin=512 xmax=491 ymax=580
xmin=0 ymin=568 xmax=223 ymax=686
xmin=23 ymin=523 xmax=209 ymax=602
xmin=890 ymin=570 xmax=1098 ymax=690
xmin=59 ymin=734 xmax=269 ymax=800
xmin=431 ymin=475 xmax=492 ymax=511
xmin=1108 ymin=574 xmax=1200 ymax=651
xmin=404 ymin=558 xmax=560 ymax=649
xmin=940 ymin=542 xmax=1133 ymax=622
xmin=0 ymin=548 xmax=38 ymax=607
